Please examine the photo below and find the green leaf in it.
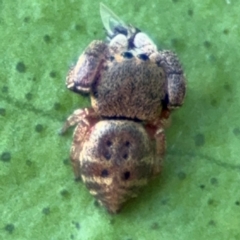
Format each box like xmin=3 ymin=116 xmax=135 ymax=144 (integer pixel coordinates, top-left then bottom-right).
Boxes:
xmin=1 ymin=0 xmax=240 ymax=239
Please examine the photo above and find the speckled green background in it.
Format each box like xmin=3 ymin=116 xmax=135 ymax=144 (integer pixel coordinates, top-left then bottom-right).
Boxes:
xmin=1 ymin=0 xmax=240 ymax=239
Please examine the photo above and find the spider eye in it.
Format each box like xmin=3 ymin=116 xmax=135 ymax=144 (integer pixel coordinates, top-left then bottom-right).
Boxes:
xmin=122 ymin=52 xmax=134 ymax=59
xmin=137 ymin=54 xmax=149 ymax=61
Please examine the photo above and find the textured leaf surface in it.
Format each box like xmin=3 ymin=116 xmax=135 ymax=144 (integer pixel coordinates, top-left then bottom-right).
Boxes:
xmin=1 ymin=0 xmax=240 ymax=239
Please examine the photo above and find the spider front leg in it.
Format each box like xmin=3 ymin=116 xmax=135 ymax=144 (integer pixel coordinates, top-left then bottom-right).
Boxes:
xmin=66 ymin=40 xmax=109 ymax=93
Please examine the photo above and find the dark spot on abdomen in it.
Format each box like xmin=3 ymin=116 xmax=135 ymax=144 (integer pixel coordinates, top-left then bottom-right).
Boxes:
xmin=101 ymin=169 xmax=109 ymax=177
xmin=122 ymin=171 xmax=130 ymax=180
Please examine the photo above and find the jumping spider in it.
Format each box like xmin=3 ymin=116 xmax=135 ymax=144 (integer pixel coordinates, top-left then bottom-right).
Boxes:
xmin=62 ymin=3 xmax=186 ymax=213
